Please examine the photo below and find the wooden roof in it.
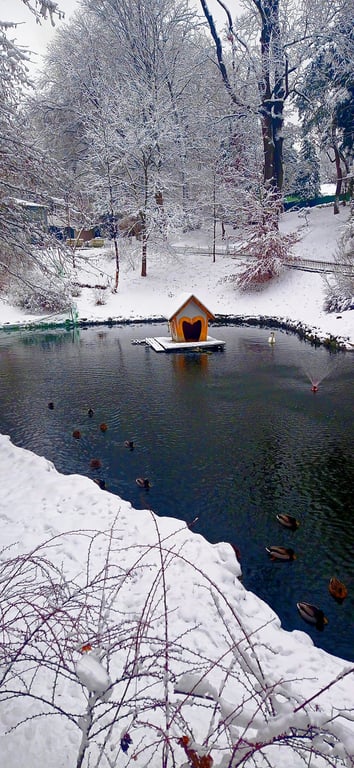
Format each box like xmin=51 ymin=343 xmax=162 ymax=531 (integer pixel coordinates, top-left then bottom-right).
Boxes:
xmin=167 ymin=293 xmax=215 ymax=321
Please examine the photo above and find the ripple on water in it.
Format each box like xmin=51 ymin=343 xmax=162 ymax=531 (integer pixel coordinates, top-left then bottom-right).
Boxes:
xmin=0 ymin=324 xmax=353 ymax=660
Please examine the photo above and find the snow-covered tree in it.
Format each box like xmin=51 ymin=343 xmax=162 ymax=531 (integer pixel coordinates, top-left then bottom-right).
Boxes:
xmin=282 ymin=123 xmax=301 ymax=196
xmin=36 ymin=0 xmax=223 ymax=280
xmin=324 ymin=205 xmax=354 ymax=312
xmin=0 ymin=0 xmax=73 ymax=312
xmin=295 ymin=6 xmax=354 ymax=212
xmin=199 ymin=0 xmax=291 ymax=202
xmin=199 ymin=1 xmax=352 ymax=204
xmin=293 ymin=136 xmax=321 ymax=200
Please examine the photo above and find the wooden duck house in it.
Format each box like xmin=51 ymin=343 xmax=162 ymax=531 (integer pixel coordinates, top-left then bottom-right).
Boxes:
xmin=168 ymin=293 xmax=214 ymax=343
xmin=145 ymin=292 xmax=225 ymax=352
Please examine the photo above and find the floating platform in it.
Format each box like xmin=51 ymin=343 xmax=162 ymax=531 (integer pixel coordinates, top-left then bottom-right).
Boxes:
xmin=145 ymin=336 xmax=225 ymax=353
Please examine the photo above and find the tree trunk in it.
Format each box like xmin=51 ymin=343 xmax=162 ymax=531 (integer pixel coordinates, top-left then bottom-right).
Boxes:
xmin=113 ymin=233 xmax=120 ymax=290
xmin=141 ymin=164 xmax=148 ymax=277
xmin=257 ymin=0 xmax=285 ymax=196
xmin=200 ymin=0 xmax=286 ymax=205
xmin=332 ymin=123 xmax=342 ymax=215
xmin=141 ymin=229 xmax=147 ymax=277
xmin=140 ymin=211 xmax=147 ymax=277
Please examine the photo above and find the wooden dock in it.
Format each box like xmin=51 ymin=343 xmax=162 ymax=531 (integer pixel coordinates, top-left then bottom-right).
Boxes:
xmin=145 ymin=337 xmax=167 ymax=352
xmin=145 ymin=336 xmax=225 ymax=353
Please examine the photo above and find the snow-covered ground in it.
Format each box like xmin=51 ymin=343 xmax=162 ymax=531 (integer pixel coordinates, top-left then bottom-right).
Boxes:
xmin=0 ymin=434 xmax=353 ymax=768
xmin=1 ymin=205 xmax=353 ymax=349
xmin=0 ymin=204 xmax=353 ymax=768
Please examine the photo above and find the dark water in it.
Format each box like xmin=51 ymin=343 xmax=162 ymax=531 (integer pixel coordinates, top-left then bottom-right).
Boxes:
xmin=0 ymin=323 xmax=353 ymax=661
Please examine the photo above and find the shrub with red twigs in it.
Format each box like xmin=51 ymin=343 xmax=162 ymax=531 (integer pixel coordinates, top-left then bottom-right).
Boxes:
xmin=0 ymin=519 xmax=353 ymax=768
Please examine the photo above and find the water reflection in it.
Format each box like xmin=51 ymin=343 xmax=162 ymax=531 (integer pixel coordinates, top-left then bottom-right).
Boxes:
xmin=0 ymin=323 xmax=353 ymax=660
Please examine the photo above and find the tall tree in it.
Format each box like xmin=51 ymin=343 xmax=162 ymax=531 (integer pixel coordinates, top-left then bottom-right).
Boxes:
xmin=199 ymin=0 xmax=352 ymax=210
xmin=0 ymin=0 xmax=73 ymax=311
xmin=296 ymin=8 xmax=354 ymax=212
xmin=200 ymin=0 xmax=287 ymax=201
xmin=294 ymin=136 xmax=321 ymax=200
xmin=37 ymin=0 xmax=220 ymax=280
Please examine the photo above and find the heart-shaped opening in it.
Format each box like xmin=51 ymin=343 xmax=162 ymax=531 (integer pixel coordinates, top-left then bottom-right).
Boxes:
xmin=182 ymin=319 xmax=202 ymax=341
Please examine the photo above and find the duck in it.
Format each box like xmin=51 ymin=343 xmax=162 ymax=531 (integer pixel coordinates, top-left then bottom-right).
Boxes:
xmin=90 ymin=458 xmax=102 ymax=470
xmin=72 ymin=429 xmax=81 ymax=439
xmin=99 ymin=423 xmax=108 ymax=432
xmin=124 ymin=440 xmax=134 ymax=450
xmin=268 ymin=331 xmax=276 ymax=344
xmin=87 ymin=408 xmax=94 ymax=417
xmin=48 ymin=401 xmax=54 ymax=409
xmin=230 ymin=543 xmax=241 ymax=562
xmin=266 ymin=546 xmax=296 ymax=561
xmin=136 ymin=477 xmax=151 ymax=489
xmin=276 ymin=513 xmax=300 ymax=531
xmin=93 ymin=478 xmax=106 ymax=490
xmin=329 ymin=577 xmax=348 ymax=602
xmin=297 ymin=601 xmax=328 ymax=630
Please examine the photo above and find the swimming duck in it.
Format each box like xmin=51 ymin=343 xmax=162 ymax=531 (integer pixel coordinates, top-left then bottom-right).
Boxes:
xmin=266 ymin=546 xmax=296 ymax=561
xmin=230 ymin=543 xmax=241 ymax=562
xmin=72 ymin=429 xmax=81 ymax=439
xmin=48 ymin=402 xmax=54 ymax=410
xmin=329 ymin=577 xmax=348 ymax=602
xmin=276 ymin=513 xmax=300 ymax=531
xmin=297 ymin=601 xmax=328 ymax=630
xmin=87 ymin=408 xmax=94 ymax=417
xmin=124 ymin=440 xmax=134 ymax=450
xmin=90 ymin=458 xmax=102 ymax=470
xmin=136 ymin=477 xmax=151 ymax=489
xmin=99 ymin=423 xmax=108 ymax=432
xmin=268 ymin=331 xmax=276 ymax=344
xmin=93 ymin=478 xmax=106 ymax=490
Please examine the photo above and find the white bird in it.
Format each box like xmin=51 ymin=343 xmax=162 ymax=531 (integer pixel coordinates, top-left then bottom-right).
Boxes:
xmin=268 ymin=331 xmax=276 ymax=344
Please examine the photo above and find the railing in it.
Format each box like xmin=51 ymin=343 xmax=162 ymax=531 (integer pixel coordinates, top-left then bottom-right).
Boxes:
xmin=170 ymin=245 xmax=353 ymax=276
xmin=284 ymin=258 xmax=354 ymax=275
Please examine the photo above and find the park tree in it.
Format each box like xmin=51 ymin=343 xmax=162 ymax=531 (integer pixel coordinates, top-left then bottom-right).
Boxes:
xmin=282 ymin=123 xmax=300 ymax=196
xmin=197 ymin=0 xmax=353 ymax=285
xmin=0 ymin=0 xmax=75 ymax=312
xmin=293 ymin=136 xmax=321 ymax=200
xmin=295 ymin=8 xmax=354 ymax=213
xmin=199 ymin=1 xmax=352 ymax=201
xmin=36 ymin=0 xmax=223 ymax=280
xmin=199 ymin=0 xmax=288 ymax=201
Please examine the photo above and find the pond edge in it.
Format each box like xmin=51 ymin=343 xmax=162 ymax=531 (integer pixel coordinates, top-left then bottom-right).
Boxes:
xmin=0 ymin=313 xmax=352 ymax=352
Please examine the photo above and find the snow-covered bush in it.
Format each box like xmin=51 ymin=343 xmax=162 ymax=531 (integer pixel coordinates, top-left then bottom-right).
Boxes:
xmin=0 ymin=524 xmax=353 ymax=768
xmin=71 ymin=284 xmax=82 ymax=298
xmin=323 ymin=211 xmax=354 ymax=313
xmin=235 ymin=227 xmax=297 ymax=291
xmin=225 ymin=190 xmax=298 ymax=291
xmin=323 ymin=293 xmax=353 ymax=313
xmin=8 ymin=269 xmax=72 ymax=314
xmin=93 ymin=287 xmax=107 ymax=306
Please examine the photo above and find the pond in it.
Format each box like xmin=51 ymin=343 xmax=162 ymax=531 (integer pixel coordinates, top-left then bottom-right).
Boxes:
xmin=0 ymin=323 xmax=353 ymax=661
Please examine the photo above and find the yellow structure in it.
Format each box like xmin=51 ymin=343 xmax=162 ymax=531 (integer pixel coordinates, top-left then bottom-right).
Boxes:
xmin=168 ymin=293 xmax=215 ymax=343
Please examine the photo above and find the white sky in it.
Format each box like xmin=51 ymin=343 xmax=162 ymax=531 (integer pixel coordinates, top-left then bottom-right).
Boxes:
xmin=0 ymin=0 xmax=234 ymax=73
xmin=0 ymin=0 xmax=78 ymax=71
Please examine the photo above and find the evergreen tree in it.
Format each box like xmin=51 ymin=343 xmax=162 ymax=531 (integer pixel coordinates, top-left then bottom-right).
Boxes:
xmin=296 ymin=9 xmax=354 ymax=212
xmin=293 ymin=137 xmax=321 ymax=200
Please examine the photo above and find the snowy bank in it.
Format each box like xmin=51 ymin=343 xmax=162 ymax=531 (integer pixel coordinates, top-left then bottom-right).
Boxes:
xmin=0 ymin=433 xmax=353 ymax=768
